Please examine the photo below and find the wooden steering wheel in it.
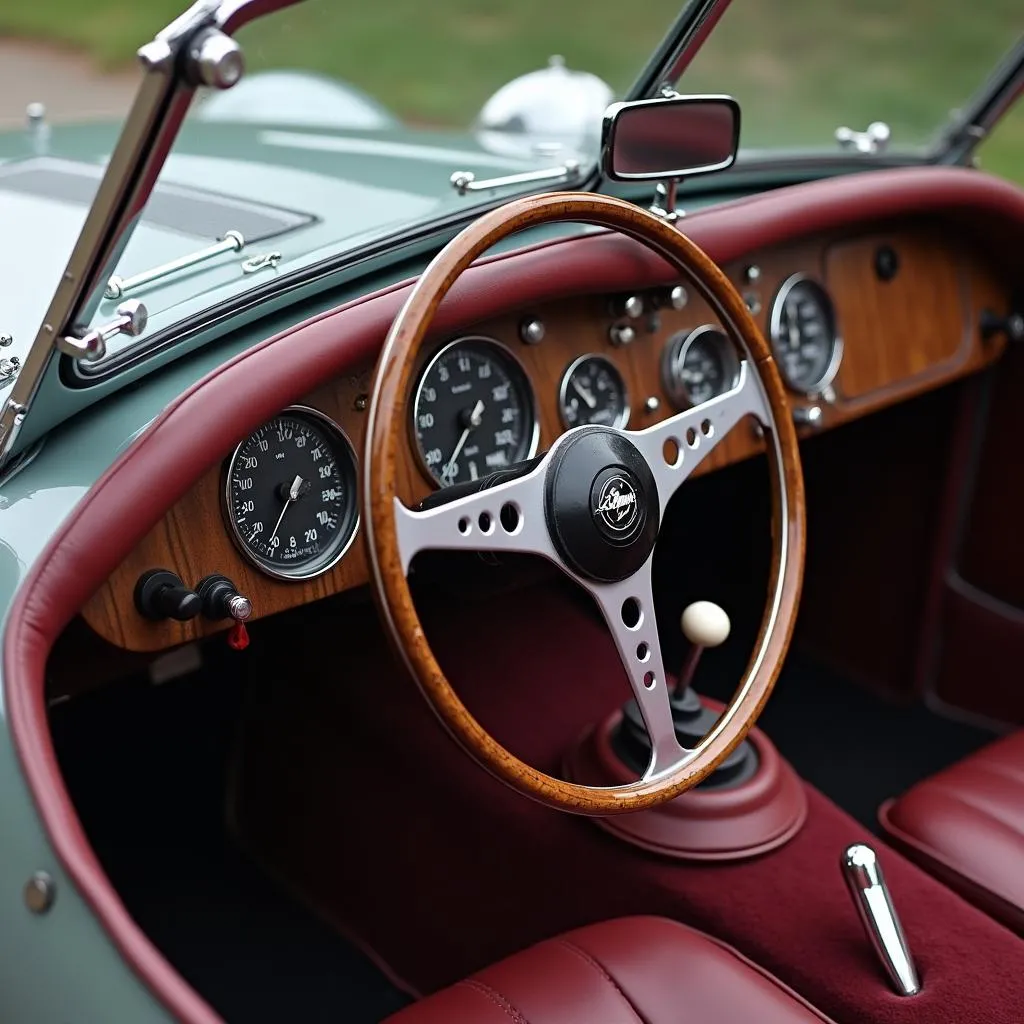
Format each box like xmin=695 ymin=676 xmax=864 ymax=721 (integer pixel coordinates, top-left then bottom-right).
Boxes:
xmin=363 ymin=192 xmax=805 ymax=815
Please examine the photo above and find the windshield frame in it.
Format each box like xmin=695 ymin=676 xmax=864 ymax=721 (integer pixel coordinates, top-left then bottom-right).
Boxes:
xmin=1 ymin=0 xmax=1021 ymax=468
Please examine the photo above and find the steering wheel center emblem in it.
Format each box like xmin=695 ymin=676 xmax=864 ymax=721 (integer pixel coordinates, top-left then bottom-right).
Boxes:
xmin=593 ymin=473 xmax=641 ymax=536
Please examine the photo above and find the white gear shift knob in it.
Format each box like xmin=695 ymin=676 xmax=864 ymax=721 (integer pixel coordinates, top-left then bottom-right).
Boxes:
xmin=680 ymin=601 xmax=731 ymax=648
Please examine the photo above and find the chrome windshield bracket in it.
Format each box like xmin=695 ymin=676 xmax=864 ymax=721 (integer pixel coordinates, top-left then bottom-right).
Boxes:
xmin=105 ymin=230 xmax=245 ymax=299
xmin=0 ymin=0 xmax=302 ymax=465
xmin=449 ymin=160 xmax=580 ymax=196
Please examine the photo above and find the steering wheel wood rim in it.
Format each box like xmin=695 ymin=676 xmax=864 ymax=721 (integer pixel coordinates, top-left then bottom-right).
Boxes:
xmin=364 ymin=191 xmax=805 ymax=815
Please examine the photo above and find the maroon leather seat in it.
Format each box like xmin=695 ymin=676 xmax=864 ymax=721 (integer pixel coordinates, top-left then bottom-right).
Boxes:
xmin=385 ymin=916 xmax=832 ymax=1023
xmin=881 ymin=730 xmax=1024 ymax=934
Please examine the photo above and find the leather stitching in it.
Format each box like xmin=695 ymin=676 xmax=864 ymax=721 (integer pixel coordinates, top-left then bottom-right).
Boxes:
xmin=555 ymin=939 xmax=645 ymax=1023
xmin=458 ymin=978 xmax=531 ymax=1023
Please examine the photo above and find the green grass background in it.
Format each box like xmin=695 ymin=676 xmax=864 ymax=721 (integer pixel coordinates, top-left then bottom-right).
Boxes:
xmin=1 ymin=0 xmax=1021 ymax=181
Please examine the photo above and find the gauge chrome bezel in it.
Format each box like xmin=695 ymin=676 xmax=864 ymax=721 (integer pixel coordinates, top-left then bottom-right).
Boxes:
xmin=661 ymin=324 xmax=741 ymax=409
xmin=558 ymin=353 xmax=630 ymax=430
xmin=411 ymin=334 xmax=541 ymax=487
xmin=768 ymin=273 xmax=844 ymax=397
xmin=223 ymin=404 xmax=360 ymax=582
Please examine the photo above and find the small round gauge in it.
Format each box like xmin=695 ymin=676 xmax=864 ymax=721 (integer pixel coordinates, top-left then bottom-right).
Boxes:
xmin=558 ymin=354 xmax=629 ymax=429
xmin=661 ymin=325 xmax=741 ymax=408
xmin=224 ymin=407 xmax=359 ymax=580
xmin=769 ymin=274 xmax=842 ymax=393
xmin=413 ymin=336 xmax=539 ymax=487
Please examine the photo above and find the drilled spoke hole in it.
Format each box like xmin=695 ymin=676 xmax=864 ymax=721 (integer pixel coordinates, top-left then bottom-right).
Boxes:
xmin=701 ymin=419 xmax=713 ymax=437
xmin=621 ymin=597 xmax=642 ymax=630
xmin=663 ymin=437 xmax=682 ymax=467
xmin=458 ymin=517 xmax=471 ymax=535
xmin=636 ymin=642 xmax=650 ymax=663
xmin=500 ymin=502 xmax=521 ymax=534
xmin=643 ymin=671 xmax=656 ymax=689
xmin=686 ymin=426 xmax=699 ymax=448
xmin=478 ymin=511 xmax=494 ymax=534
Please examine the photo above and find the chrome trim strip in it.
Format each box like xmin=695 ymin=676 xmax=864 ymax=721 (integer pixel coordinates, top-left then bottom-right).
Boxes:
xmin=767 ymin=272 xmax=843 ymax=397
xmin=222 ymin=404 xmax=360 ymax=581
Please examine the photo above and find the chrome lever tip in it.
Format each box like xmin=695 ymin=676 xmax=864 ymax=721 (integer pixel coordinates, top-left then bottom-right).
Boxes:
xmin=841 ymin=843 xmax=921 ymax=997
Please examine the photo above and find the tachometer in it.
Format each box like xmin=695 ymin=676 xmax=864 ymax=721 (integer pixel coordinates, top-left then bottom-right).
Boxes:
xmin=224 ymin=407 xmax=359 ymax=580
xmin=413 ymin=337 xmax=538 ymax=487
xmin=768 ymin=275 xmax=842 ymax=394
xmin=661 ymin=325 xmax=740 ymax=408
xmin=558 ymin=354 xmax=629 ymax=429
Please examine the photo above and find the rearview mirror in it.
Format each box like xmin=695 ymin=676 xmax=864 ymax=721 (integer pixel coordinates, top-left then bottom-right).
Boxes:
xmin=601 ymin=95 xmax=740 ymax=181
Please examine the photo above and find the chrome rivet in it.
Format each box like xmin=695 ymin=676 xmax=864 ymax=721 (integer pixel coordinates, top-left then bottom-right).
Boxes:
xmin=669 ymin=285 xmax=688 ymax=310
xmin=609 ymin=324 xmax=636 ymax=347
xmin=743 ymin=265 xmax=761 ymax=284
xmin=24 ymin=871 xmax=55 ymax=914
xmin=189 ymin=29 xmax=244 ymax=90
xmin=743 ymin=292 xmax=762 ymax=315
xmin=354 ymin=394 xmax=368 ymax=412
xmin=0 ymin=335 xmax=12 ymax=348
xmin=622 ymin=295 xmax=644 ymax=319
xmin=644 ymin=396 xmax=660 ymax=413
xmin=519 ymin=319 xmax=545 ymax=345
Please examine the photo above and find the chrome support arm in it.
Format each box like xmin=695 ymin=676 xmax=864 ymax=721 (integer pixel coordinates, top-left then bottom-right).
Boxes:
xmin=57 ymin=301 xmax=149 ymax=363
xmin=105 ymin=230 xmax=245 ymax=299
xmin=450 ymin=160 xmax=580 ymax=196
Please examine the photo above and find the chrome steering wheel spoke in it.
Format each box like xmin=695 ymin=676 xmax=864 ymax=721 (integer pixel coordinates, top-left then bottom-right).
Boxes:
xmin=393 ymin=458 xmax=556 ymax=574
xmin=585 ymin=559 xmax=688 ymax=778
xmin=630 ymin=361 xmax=769 ymax=510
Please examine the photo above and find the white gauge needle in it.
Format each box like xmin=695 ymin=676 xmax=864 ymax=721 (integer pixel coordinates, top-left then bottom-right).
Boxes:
xmin=441 ymin=400 xmax=485 ymax=483
xmin=267 ymin=474 xmax=307 ymax=548
xmin=571 ymin=378 xmax=597 ymax=409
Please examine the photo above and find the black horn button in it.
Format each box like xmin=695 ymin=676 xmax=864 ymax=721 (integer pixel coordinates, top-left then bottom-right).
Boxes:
xmin=544 ymin=427 xmax=659 ymax=583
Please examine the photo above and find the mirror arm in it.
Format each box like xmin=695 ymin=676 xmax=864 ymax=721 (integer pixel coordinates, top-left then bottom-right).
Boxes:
xmin=651 ymin=177 xmax=684 ymax=223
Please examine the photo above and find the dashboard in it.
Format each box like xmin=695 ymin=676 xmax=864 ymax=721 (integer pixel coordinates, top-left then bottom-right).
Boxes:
xmin=81 ymin=219 xmax=1007 ymax=652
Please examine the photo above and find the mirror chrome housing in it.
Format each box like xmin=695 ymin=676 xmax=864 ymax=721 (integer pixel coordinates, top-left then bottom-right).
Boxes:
xmin=601 ymin=94 xmax=740 ymax=182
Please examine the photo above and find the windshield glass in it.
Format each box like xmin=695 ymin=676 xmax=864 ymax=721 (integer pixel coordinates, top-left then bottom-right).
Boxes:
xmin=675 ymin=0 xmax=1023 ymax=152
xmin=1 ymin=0 xmax=1020 ymax=368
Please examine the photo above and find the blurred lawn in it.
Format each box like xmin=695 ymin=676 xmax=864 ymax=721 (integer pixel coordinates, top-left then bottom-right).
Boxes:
xmin=1 ymin=0 xmax=1020 ymax=181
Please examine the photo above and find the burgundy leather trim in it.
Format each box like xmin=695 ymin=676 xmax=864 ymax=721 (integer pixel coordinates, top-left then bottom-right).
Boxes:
xmin=879 ymin=799 xmax=1024 ymax=934
xmin=385 ymin=916 xmax=836 ymax=1023
xmin=5 ymin=165 xmax=1024 ymax=1022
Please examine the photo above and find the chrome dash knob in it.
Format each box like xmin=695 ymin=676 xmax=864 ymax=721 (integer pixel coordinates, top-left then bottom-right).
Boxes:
xmin=841 ymin=844 xmax=920 ymax=996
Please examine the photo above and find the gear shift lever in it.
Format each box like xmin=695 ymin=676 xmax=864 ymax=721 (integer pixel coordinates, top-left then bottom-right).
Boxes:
xmin=614 ymin=600 xmax=758 ymax=786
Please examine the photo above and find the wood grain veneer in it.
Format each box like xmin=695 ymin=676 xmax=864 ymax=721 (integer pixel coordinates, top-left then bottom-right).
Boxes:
xmin=81 ymin=219 xmax=1006 ymax=652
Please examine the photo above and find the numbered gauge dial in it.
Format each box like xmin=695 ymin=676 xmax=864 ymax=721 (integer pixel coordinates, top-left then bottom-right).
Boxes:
xmin=769 ymin=275 xmax=842 ymax=393
xmin=558 ymin=354 xmax=629 ymax=429
xmin=413 ymin=336 xmax=539 ymax=487
xmin=224 ymin=408 xmax=359 ymax=580
xmin=661 ymin=325 xmax=741 ymax=408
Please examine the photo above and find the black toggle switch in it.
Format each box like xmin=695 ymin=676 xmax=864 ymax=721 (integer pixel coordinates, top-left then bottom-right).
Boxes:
xmin=134 ymin=569 xmax=202 ymax=622
xmin=980 ymin=308 xmax=1024 ymax=343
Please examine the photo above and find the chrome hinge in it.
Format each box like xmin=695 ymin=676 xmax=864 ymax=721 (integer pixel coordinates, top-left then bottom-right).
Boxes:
xmin=57 ymin=300 xmax=149 ymax=363
xmin=835 ymin=121 xmax=891 ymax=154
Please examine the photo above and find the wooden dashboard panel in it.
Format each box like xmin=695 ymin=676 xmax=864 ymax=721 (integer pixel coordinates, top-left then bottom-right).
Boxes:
xmin=81 ymin=221 xmax=1007 ymax=651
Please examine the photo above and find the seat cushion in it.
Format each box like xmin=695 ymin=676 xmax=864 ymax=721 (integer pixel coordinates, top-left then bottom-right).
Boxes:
xmin=880 ymin=729 xmax=1024 ymax=933
xmin=385 ymin=916 xmax=832 ymax=1023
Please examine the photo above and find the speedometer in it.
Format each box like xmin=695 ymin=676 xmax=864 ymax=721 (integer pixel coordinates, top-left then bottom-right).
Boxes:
xmin=768 ymin=275 xmax=842 ymax=394
xmin=413 ymin=337 xmax=539 ymax=487
xmin=224 ymin=407 xmax=359 ymax=580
